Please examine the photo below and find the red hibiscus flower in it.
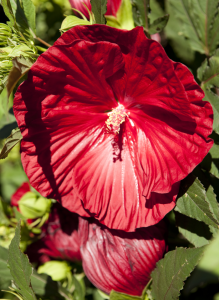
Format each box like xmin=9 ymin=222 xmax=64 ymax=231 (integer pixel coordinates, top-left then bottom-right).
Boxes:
xmin=11 ymin=182 xmax=30 ymax=207
xmin=13 ymin=25 xmax=213 ymax=232
xmin=69 ymin=0 xmax=122 ymax=19
xmin=79 ymin=217 xmax=167 ymax=296
xmin=26 ymin=203 xmax=81 ymax=263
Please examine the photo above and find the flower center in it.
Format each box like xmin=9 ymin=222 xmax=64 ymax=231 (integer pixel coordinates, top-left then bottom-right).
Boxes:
xmin=105 ymin=103 xmax=128 ymax=134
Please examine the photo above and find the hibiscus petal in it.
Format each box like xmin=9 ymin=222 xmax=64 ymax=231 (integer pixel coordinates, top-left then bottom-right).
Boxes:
xmin=104 ymin=27 xmax=213 ymax=196
xmin=70 ymin=126 xmax=179 ymax=231
xmin=14 ymin=40 xmax=124 ymax=208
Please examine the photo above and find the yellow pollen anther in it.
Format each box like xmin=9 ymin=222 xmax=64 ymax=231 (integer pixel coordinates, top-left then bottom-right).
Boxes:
xmin=105 ymin=103 xmax=128 ymax=134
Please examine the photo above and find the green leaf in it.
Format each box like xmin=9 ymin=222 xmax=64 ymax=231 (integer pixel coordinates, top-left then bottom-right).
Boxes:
xmin=166 ymin=0 xmax=219 ymax=56
xmin=90 ymin=0 xmax=107 ymax=25
xmin=0 ymin=118 xmax=18 ymax=140
xmin=208 ymin=136 xmax=219 ymax=179
xmin=148 ymin=14 xmax=169 ymax=34
xmin=0 ymin=88 xmax=16 ymax=128
xmin=0 ymin=127 xmax=22 ymax=159
xmin=7 ymin=56 xmax=33 ymax=98
xmin=198 ymin=233 xmax=219 ymax=276
xmin=201 ymin=133 xmax=219 ymax=179
xmin=93 ymin=289 xmax=109 ymax=300
xmin=110 ymin=290 xmax=141 ymax=300
xmin=205 ymin=185 xmax=219 ymax=222
xmin=1 ymin=0 xmax=16 ymax=27
xmin=60 ymin=16 xmax=91 ymax=33
xmin=20 ymin=0 xmax=36 ymax=36
xmin=197 ymin=50 xmax=219 ymax=134
xmin=165 ymin=1 xmax=194 ymax=63
xmin=38 ymin=261 xmax=71 ymax=281
xmin=197 ymin=49 xmax=219 ymax=87
xmin=31 ymin=270 xmax=64 ymax=299
xmin=13 ymin=206 xmax=26 ymax=221
xmin=0 ymin=245 xmax=12 ymax=290
xmin=151 ymin=247 xmax=204 ymax=300
xmin=73 ymin=275 xmax=85 ymax=300
xmin=149 ymin=0 xmax=164 ymax=23
xmin=0 ymin=244 xmax=67 ymax=299
xmin=175 ymin=175 xmax=219 ymax=228
xmin=8 ymin=44 xmax=34 ymax=58
xmin=184 ymin=232 xmax=219 ymax=294
xmin=1 ymin=0 xmax=36 ymax=40
xmin=204 ymin=90 xmax=219 ymax=134
xmin=8 ymin=222 xmax=37 ymax=300
xmin=175 ymin=212 xmax=211 ymax=247
xmin=131 ymin=0 xmax=150 ymax=31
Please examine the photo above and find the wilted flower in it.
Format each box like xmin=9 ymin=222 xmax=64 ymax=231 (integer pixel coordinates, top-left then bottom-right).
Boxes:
xmin=69 ymin=0 xmax=122 ymax=19
xmin=26 ymin=203 xmax=81 ymax=263
xmin=14 ymin=25 xmax=213 ymax=231
xmin=79 ymin=217 xmax=167 ymax=296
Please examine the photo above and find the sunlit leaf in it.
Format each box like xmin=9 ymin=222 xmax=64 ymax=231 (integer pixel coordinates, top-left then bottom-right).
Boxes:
xmin=198 ymin=50 xmax=219 ymax=134
xmin=201 ymin=133 xmax=219 ymax=179
xmin=73 ymin=274 xmax=85 ymax=300
xmin=0 ymin=246 xmax=11 ymax=290
xmin=0 ymin=127 xmax=22 ymax=159
xmin=198 ymin=233 xmax=219 ymax=276
xmin=8 ymin=222 xmax=37 ymax=300
xmin=21 ymin=0 xmax=36 ymax=36
xmin=148 ymin=14 xmax=169 ymax=34
xmin=151 ymin=247 xmax=204 ymax=300
xmin=131 ymin=0 xmax=150 ymax=31
xmin=2 ymin=0 xmax=36 ymax=39
xmin=167 ymin=0 xmax=219 ymax=56
xmin=175 ymin=212 xmax=211 ymax=247
xmin=60 ymin=16 xmax=90 ymax=33
xmin=7 ymin=56 xmax=33 ymax=98
xmin=1 ymin=0 xmax=16 ymax=27
xmin=110 ymin=290 xmax=141 ymax=300
xmin=175 ymin=175 xmax=219 ymax=228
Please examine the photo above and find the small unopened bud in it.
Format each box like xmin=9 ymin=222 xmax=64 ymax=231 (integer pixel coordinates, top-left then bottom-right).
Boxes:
xmin=18 ymin=192 xmax=52 ymax=219
xmin=0 ymin=23 xmax=12 ymax=46
xmin=38 ymin=261 xmax=72 ymax=281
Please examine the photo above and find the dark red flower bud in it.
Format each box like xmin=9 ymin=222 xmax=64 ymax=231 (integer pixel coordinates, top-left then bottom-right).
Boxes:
xmin=79 ymin=218 xmax=167 ymax=296
xmin=69 ymin=0 xmax=122 ymax=19
xmin=27 ymin=203 xmax=81 ymax=263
